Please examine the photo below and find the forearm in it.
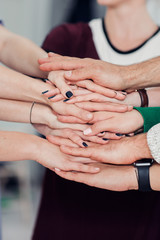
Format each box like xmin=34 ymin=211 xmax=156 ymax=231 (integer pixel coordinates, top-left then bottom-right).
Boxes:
xmin=0 ymin=131 xmax=41 ymax=162
xmin=125 ymin=57 xmax=160 ymax=90
xmin=0 ymin=65 xmax=53 ymax=104
xmin=0 ymin=99 xmax=54 ymax=126
xmin=0 ymin=25 xmax=47 ymax=77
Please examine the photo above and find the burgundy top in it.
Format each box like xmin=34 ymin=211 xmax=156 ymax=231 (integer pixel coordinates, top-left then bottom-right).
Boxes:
xmin=32 ymin=22 xmax=160 ymax=240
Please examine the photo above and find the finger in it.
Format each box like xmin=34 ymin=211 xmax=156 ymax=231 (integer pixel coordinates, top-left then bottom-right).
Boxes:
xmin=83 ymin=120 xmax=116 ymax=136
xmin=64 ymin=66 xmax=93 ymax=82
xmin=48 ymin=71 xmax=74 ymax=99
xmin=38 ymin=53 xmax=60 ymax=64
xmin=57 ymin=161 xmax=100 ymax=174
xmin=47 ymin=135 xmax=79 ymax=147
xmin=57 ymin=115 xmax=87 ymax=124
xmin=55 ymin=170 xmax=93 ymax=184
xmin=75 ymin=102 xmax=130 ymax=113
xmin=65 ymin=104 xmax=93 ymax=122
xmin=102 ymin=132 xmax=124 ymax=140
xmin=60 ymin=145 xmax=92 ymax=158
xmin=41 ymin=88 xmax=60 ymax=97
xmin=75 ymin=80 xmax=125 ymax=100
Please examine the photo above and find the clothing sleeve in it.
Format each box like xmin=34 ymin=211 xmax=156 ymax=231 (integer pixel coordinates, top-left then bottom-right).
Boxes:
xmin=147 ymin=123 xmax=160 ymax=163
xmin=134 ymin=107 xmax=160 ymax=132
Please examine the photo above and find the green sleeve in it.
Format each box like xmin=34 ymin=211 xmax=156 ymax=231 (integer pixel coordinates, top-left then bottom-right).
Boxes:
xmin=134 ymin=107 xmax=160 ymax=132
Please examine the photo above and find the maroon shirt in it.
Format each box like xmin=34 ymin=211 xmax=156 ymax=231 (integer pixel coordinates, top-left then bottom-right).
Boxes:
xmin=32 ymin=22 xmax=160 ymax=240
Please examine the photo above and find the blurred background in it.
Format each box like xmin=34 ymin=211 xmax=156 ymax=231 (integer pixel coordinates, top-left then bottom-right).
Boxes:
xmin=0 ymin=0 xmax=160 ymax=239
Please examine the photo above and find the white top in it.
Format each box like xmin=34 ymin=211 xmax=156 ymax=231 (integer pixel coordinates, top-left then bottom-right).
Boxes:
xmin=147 ymin=124 xmax=160 ymax=163
xmin=89 ymin=18 xmax=160 ymax=65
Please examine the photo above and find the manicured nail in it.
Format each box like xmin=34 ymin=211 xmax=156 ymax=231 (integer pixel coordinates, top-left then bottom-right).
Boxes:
xmin=48 ymin=95 xmax=56 ymax=99
xmin=65 ymin=71 xmax=72 ymax=77
xmin=63 ymin=99 xmax=70 ymax=102
xmin=122 ymin=92 xmax=127 ymax=96
xmin=116 ymin=133 xmax=124 ymax=136
xmin=87 ymin=113 xmax=93 ymax=119
xmin=101 ymin=132 xmax=105 ymax=134
xmin=42 ymin=79 xmax=48 ymax=82
xmin=82 ymin=142 xmax=88 ymax=147
xmin=55 ymin=168 xmax=61 ymax=172
xmin=42 ymin=90 xmax=49 ymax=94
xmin=103 ymin=138 xmax=109 ymax=141
xmin=94 ymin=168 xmax=100 ymax=171
xmin=84 ymin=128 xmax=92 ymax=135
xmin=66 ymin=91 xmax=73 ymax=98
xmin=114 ymin=91 xmax=117 ymax=95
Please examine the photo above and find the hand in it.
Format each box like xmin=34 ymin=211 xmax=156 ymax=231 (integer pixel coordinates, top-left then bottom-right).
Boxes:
xmin=60 ymin=133 xmax=152 ymax=165
xmin=82 ymin=109 xmax=144 ymax=137
xmin=39 ymin=54 xmax=127 ymax=90
xmin=34 ymin=137 xmax=100 ymax=173
xmin=47 ymin=100 xmax=94 ymax=122
xmin=55 ymin=163 xmax=138 ymax=191
xmin=47 ymin=129 xmax=108 ymax=147
xmin=31 ymin=103 xmax=88 ymax=131
xmin=64 ymin=89 xmax=140 ymax=107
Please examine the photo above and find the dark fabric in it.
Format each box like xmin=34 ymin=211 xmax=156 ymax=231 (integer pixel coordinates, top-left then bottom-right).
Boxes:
xmin=32 ymin=22 xmax=160 ymax=240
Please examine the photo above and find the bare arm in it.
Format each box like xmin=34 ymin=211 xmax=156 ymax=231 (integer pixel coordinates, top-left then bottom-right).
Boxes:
xmin=0 ymin=25 xmax=47 ymax=77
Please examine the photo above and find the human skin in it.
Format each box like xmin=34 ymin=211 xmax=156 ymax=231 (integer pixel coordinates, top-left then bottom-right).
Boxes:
xmin=0 ymin=131 xmax=100 ymax=173
xmin=0 ymin=24 xmax=47 ymax=78
xmin=55 ymin=162 xmax=160 ymax=192
xmin=0 ymin=99 xmax=87 ymax=131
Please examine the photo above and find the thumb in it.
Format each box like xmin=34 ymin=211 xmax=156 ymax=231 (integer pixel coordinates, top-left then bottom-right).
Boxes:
xmin=83 ymin=120 xmax=115 ymax=136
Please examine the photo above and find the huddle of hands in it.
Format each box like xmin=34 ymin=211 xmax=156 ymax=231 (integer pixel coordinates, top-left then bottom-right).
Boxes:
xmin=35 ymin=53 xmax=146 ymax=191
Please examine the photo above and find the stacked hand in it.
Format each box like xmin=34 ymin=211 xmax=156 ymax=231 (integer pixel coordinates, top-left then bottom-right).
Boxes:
xmin=35 ymin=53 xmax=150 ymax=191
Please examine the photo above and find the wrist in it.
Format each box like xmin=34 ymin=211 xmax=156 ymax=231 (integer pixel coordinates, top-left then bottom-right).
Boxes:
xmin=150 ymin=163 xmax=160 ymax=191
xmin=131 ymin=133 xmax=152 ymax=160
xmin=31 ymin=103 xmax=54 ymax=126
xmin=128 ymin=166 xmax=138 ymax=190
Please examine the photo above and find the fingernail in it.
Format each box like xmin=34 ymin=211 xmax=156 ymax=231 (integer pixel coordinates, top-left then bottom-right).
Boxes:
xmin=82 ymin=142 xmax=88 ymax=147
xmin=66 ymin=91 xmax=73 ymax=98
xmin=42 ymin=90 xmax=49 ymax=94
xmin=122 ymin=92 xmax=127 ymax=96
xmin=48 ymin=95 xmax=56 ymax=99
xmin=116 ymin=133 xmax=124 ymax=136
xmin=94 ymin=168 xmax=100 ymax=171
xmin=42 ymin=79 xmax=48 ymax=82
xmin=114 ymin=91 xmax=117 ymax=95
xmin=84 ymin=128 xmax=92 ymax=135
xmin=103 ymin=138 xmax=109 ymax=141
xmin=63 ymin=99 xmax=70 ymax=102
xmin=86 ymin=113 xmax=93 ymax=120
xmin=55 ymin=168 xmax=61 ymax=172
xmin=101 ymin=132 xmax=105 ymax=134
xmin=65 ymin=71 xmax=72 ymax=77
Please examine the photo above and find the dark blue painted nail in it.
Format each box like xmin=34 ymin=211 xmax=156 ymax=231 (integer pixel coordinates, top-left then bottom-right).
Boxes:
xmin=100 ymin=132 xmax=105 ymax=134
xmin=103 ymin=138 xmax=109 ymax=141
xmin=42 ymin=90 xmax=49 ymax=94
xmin=63 ymin=99 xmax=70 ymax=102
xmin=48 ymin=95 xmax=56 ymax=99
xmin=116 ymin=133 xmax=124 ymax=136
xmin=43 ymin=78 xmax=48 ymax=82
xmin=66 ymin=91 xmax=73 ymax=98
xmin=82 ymin=142 xmax=88 ymax=147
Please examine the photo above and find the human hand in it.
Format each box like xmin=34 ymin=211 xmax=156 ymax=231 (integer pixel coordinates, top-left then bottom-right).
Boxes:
xmin=47 ymin=128 xmax=108 ymax=147
xmin=44 ymin=68 xmax=126 ymax=100
xmin=34 ymin=137 xmax=100 ymax=173
xmin=55 ymin=162 xmax=138 ymax=191
xmin=31 ymin=103 xmax=88 ymax=131
xmin=60 ymin=133 xmax=152 ymax=165
xmin=82 ymin=109 xmax=144 ymax=137
xmin=39 ymin=54 xmax=127 ymax=90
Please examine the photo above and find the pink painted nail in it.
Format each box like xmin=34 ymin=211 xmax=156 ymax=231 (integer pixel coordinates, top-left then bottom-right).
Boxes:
xmin=84 ymin=128 xmax=92 ymax=135
xmin=65 ymin=71 xmax=72 ymax=77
